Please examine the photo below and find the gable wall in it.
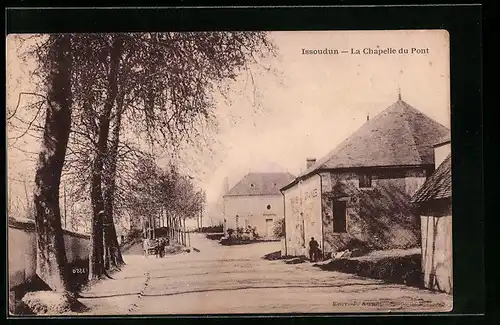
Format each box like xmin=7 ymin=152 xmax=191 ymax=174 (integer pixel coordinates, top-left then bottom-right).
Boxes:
xmin=223 ymin=194 xmax=284 ymax=238
xmin=283 ymin=174 xmax=322 ymax=256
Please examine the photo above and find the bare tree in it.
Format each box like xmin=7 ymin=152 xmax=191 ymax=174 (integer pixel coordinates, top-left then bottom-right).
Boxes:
xmin=32 ymin=34 xmax=73 ymax=292
xmin=11 ymin=32 xmax=276 ymax=282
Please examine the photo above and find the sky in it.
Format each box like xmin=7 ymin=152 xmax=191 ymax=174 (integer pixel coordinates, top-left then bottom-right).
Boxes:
xmin=6 ymin=30 xmax=450 ymax=224
xmin=197 ymin=30 xmax=450 ymax=206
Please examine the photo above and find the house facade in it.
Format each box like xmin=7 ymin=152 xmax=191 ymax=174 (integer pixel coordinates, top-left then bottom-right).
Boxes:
xmin=115 ymin=213 xmax=142 ymax=243
xmin=223 ymin=172 xmax=295 ymax=238
xmin=411 ymin=136 xmax=452 ymax=294
xmin=281 ymin=98 xmax=450 ymax=258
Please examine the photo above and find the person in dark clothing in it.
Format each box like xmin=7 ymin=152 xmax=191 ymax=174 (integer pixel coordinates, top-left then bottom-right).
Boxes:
xmin=309 ymin=237 xmax=320 ymax=262
xmin=159 ymin=238 xmax=167 ymax=258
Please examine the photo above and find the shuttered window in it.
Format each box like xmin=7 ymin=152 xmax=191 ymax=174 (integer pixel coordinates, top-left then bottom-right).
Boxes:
xmin=359 ymin=173 xmax=372 ymax=188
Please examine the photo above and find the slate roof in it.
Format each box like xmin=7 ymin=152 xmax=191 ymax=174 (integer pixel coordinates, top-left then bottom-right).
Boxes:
xmin=434 ymin=134 xmax=451 ymax=146
xmin=281 ymin=99 xmax=450 ymax=191
xmin=305 ymin=100 xmax=449 ymax=173
xmin=224 ymin=172 xmax=296 ymax=197
xmin=411 ymin=154 xmax=451 ymax=203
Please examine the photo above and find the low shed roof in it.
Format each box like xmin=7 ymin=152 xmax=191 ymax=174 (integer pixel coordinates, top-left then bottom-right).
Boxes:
xmin=411 ymin=154 xmax=452 ymax=203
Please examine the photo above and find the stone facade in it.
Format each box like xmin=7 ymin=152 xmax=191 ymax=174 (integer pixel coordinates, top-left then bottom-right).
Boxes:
xmin=284 ymin=166 xmax=429 ymax=258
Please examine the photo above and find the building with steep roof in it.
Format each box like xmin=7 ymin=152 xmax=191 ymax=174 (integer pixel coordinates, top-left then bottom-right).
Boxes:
xmin=223 ymin=172 xmax=295 ymax=238
xmin=281 ymin=98 xmax=450 ymax=258
xmin=411 ymin=137 xmax=452 ymax=294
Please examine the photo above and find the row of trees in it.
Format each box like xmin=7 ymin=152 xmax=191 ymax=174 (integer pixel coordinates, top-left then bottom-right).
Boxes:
xmin=7 ymin=32 xmax=275 ymax=295
xmin=129 ymin=158 xmax=205 ymax=245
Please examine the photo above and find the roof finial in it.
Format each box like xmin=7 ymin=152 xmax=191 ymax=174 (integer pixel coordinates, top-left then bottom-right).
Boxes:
xmin=398 ymin=86 xmax=402 ymax=101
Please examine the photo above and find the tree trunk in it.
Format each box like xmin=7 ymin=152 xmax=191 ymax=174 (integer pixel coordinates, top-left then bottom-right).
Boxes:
xmin=103 ymin=232 xmax=109 ymax=270
xmin=168 ymin=214 xmax=172 ymax=239
xmin=89 ymin=35 xmax=123 ymax=280
xmin=103 ymin=91 xmax=126 ymax=270
xmin=183 ymin=218 xmax=187 ymax=246
xmin=170 ymin=215 xmax=173 ymax=239
xmin=177 ymin=217 xmax=182 ymax=245
xmin=174 ymin=218 xmax=178 ymax=243
xmin=33 ymin=34 xmax=73 ymax=292
xmin=175 ymin=218 xmax=178 ymax=243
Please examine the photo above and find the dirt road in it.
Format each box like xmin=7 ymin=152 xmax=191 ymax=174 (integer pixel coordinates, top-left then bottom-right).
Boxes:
xmin=77 ymin=234 xmax=452 ymax=314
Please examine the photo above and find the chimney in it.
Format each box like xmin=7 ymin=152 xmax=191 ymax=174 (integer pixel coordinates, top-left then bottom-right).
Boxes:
xmin=367 ymin=114 xmax=370 ymax=121
xmin=223 ymin=177 xmax=229 ymax=194
xmin=306 ymin=158 xmax=316 ymax=170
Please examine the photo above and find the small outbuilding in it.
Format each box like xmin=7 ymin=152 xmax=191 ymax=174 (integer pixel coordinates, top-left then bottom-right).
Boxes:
xmin=411 ymin=136 xmax=452 ymax=294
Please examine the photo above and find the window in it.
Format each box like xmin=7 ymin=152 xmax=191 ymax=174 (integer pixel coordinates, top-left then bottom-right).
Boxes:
xmin=266 ymin=204 xmax=271 ymax=210
xmin=359 ymin=173 xmax=372 ymax=188
xmin=332 ymin=200 xmax=347 ymax=233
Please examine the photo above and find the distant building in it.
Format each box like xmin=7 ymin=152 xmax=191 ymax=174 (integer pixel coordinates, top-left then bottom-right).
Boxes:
xmin=223 ymin=172 xmax=295 ymax=238
xmin=281 ymin=98 xmax=450 ymax=258
xmin=115 ymin=213 xmax=142 ymax=244
xmin=411 ymin=135 xmax=452 ymax=294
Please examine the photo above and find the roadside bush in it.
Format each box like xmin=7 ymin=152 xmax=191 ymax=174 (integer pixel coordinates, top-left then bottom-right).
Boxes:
xmin=220 ymin=224 xmax=262 ymax=245
xmin=206 ymin=233 xmax=224 ymax=241
xmin=315 ymin=253 xmax=424 ymax=288
xmin=200 ymin=223 xmax=224 ymax=233
xmin=273 ymin=218 xmax=285 ymax=238
xmin=241 ymin=233 xmax=252 ymax=241
xmin=245 ymin=225 xmax=259 ymax=239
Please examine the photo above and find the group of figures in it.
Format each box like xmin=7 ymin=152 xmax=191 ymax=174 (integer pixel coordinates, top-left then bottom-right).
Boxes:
xmin=143 ymin=237 xmax=170 ymax=258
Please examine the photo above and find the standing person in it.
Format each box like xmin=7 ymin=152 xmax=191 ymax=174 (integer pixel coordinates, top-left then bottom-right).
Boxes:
xmin=309 ymin=237 xmax=320 ymax=262
xmin=159 ymin=238 xmax=166 ymax=258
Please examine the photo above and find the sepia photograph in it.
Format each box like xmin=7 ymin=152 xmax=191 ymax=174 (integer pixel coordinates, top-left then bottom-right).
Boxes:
xmin=7 ymin=29 xmax=452 ymax=315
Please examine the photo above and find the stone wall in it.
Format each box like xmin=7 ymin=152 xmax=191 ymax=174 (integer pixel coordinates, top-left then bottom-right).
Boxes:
xmin=8 ymin=219 xmax=90 ymax=290
xmin=321 ymin=168 xmax=422 ymax=256
xmin=283 ymin=166 xmax=427 ymax=258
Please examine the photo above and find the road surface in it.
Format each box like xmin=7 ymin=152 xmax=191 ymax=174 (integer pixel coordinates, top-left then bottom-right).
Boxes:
xmin=77 ymin=234 xmax=452 ymax=314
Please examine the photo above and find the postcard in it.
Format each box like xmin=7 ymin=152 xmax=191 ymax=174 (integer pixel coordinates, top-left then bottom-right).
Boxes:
xmin=7 ymin=29 xmax=452 ymax=315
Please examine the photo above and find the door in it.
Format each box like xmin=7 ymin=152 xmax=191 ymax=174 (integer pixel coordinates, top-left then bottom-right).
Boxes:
xmin=265 ymin=218 xmax=274 ymax=237
xmin=332 ymin=200 xmax=347 ymax=233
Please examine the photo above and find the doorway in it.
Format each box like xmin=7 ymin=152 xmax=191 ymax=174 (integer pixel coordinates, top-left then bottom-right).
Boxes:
xmin=265 ymin=218 xmax=274 ymax=237
xmin=333 ymin=200 xmax=347 ymax=233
